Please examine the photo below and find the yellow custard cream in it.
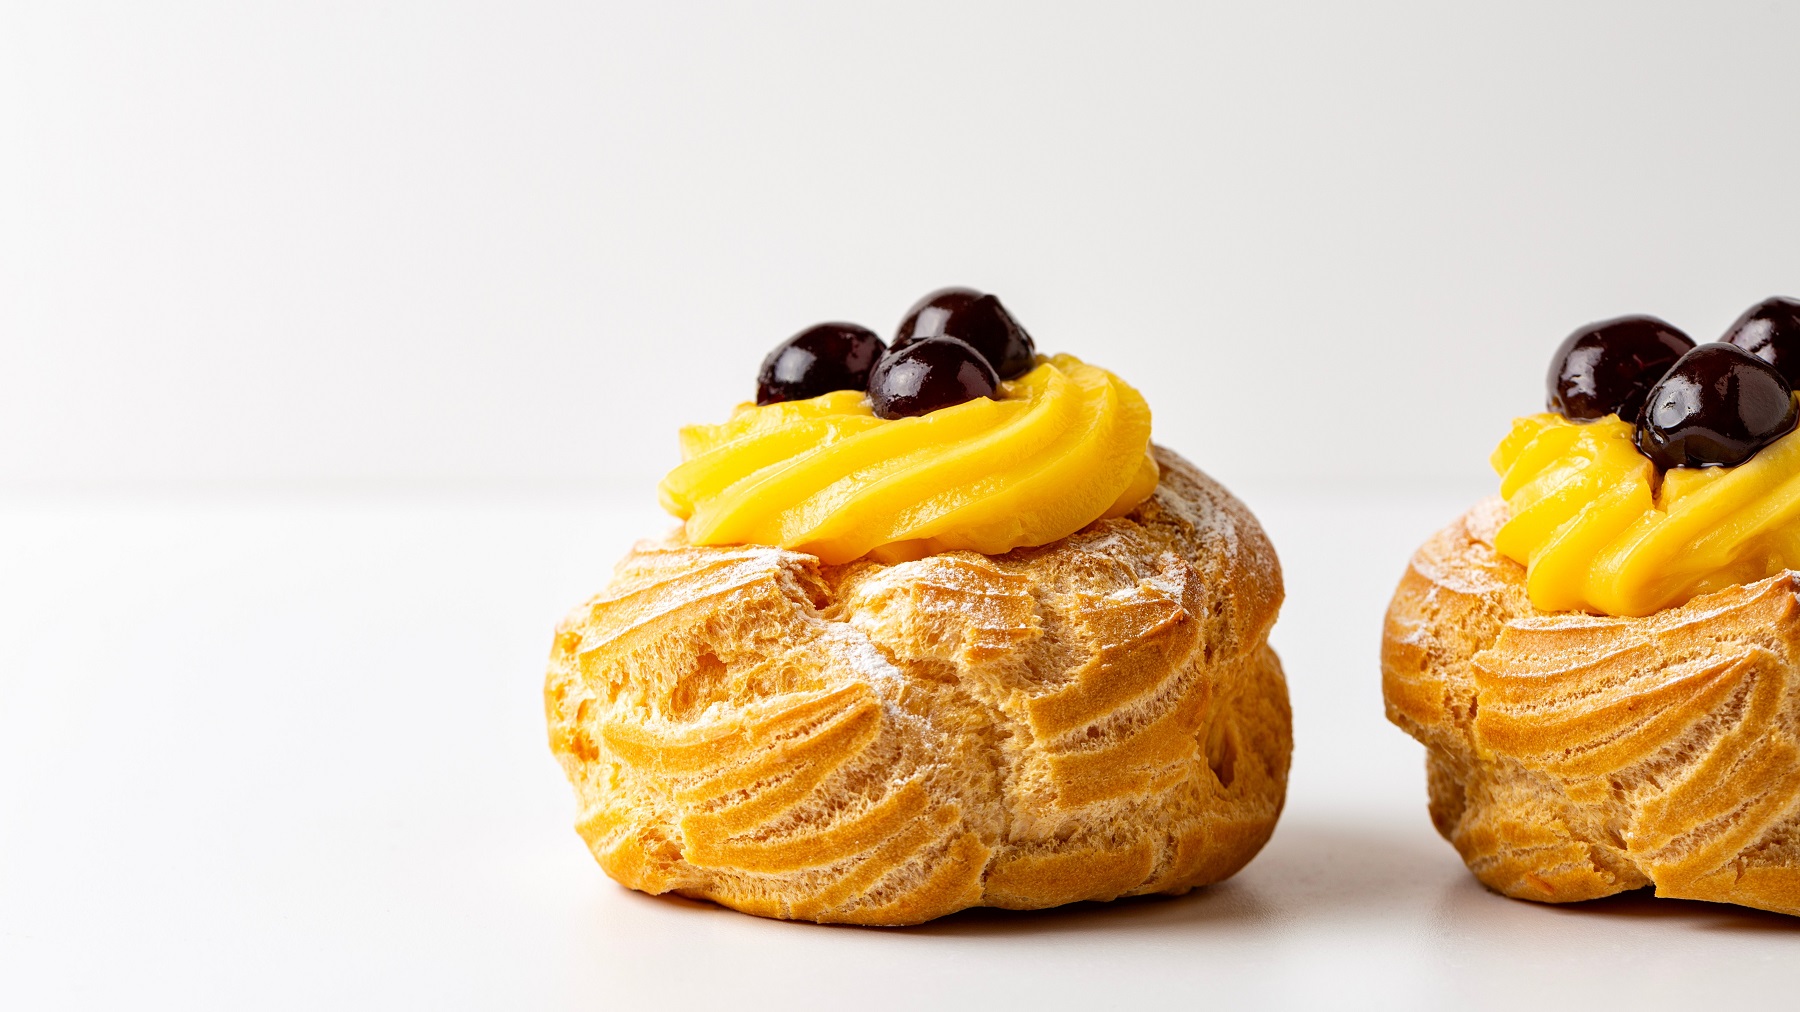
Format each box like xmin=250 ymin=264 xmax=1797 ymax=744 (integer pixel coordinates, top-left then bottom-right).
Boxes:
xmin=659 ymin=353 xmax=1157 ymax=565
xmin=1491 ymin=405 xmax=1800 ymax=616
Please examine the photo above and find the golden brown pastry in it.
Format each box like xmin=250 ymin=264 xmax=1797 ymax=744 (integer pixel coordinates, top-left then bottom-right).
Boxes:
xmin=1385 ymin=306 xmax=1800 ymax=915
xmin=547 ymin=447 xmax=1290 ymax=925
xmin=1383 ymin=497 xmax=1800 ymax=915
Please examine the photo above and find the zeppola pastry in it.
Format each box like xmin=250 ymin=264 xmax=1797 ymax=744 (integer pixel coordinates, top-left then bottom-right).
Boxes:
xmin=1384 ymin=299 xmax=1800 ymax=915
xmin=547 ymin=288 xmax=1291 ymax=924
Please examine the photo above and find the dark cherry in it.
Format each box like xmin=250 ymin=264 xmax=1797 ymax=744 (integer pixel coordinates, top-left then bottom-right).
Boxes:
xmin=1723 ymin=296 xmax=1800 ymax=389
xmin=867 ymin=337 xmax=998 ymax=419
xmin=1635 ymin=343 xmax=1797 ymax=469
xmin=894 ymin=287 xmax=978 ymax=344
xmin=1547 ymin=315 xmax=1694 ymax=421
xmin=893 ymin=287 xmax=1037 ymax=379
xmin=755 ymin=323 xmax=886 ymax=405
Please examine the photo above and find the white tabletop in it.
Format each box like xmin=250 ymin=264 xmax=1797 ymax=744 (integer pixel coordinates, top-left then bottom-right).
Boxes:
xmin=3 ymin=487 xmax=1795 ymax=1010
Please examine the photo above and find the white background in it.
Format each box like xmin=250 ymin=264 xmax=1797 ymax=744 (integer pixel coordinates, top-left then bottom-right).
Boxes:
xmin=5 ymin=2 xmax=1800 ymax=1009
xmin=8 ymin=1 xmax=1800 ymax=495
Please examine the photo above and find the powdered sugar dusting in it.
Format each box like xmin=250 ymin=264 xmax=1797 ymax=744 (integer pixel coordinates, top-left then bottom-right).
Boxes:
xmin=814 ymin=619 xmax=905 ymax=686
xmin=811 ymin=616 xmax=931 ymax=743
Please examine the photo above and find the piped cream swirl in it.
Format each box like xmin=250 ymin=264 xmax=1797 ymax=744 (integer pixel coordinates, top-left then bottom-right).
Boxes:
xmin=1492 ymin=404 xmax=1800 ymax=616
xmin=659 ymin=353 xmax=1157 ymax=565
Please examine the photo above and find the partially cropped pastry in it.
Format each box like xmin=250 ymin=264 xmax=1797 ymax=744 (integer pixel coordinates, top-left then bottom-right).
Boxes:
xmin=1384 ymin=300 xmax=1800 ymax=916
xmin=547 ymin=288 xmax=1290 ymax=925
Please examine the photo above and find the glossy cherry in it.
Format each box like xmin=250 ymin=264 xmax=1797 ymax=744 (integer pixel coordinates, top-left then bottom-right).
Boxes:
xmin=1547 ymin=315 xmax=1694 ymax=421
xmin=1722 ymin=296 xmax=1800 ymax=389
xmin=1635 ymin=342 xmax=1797 ymax=469
xmin=894 ymin=287 xmax=978 ymax=345
xmin=894 ymin=287 xmax=1037 ymax=379
xmin=756 ymin=323 xmax=886 ymax=405
xmin=867 ymin=337 xmax=999 ymax=419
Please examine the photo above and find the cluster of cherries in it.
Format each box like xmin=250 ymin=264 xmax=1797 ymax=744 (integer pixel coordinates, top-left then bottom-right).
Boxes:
xmin=754 ymin=287 xmax=1038 ymax=419
xmin=1548 ymin=297 xmax=1800 ymax=469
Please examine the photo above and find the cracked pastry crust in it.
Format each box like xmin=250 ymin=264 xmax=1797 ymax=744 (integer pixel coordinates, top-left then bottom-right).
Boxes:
xmin=1383 ymin=498 xmax=1800 ymax=915
xmin=545 ymin=446 xmax=1290 ymax=925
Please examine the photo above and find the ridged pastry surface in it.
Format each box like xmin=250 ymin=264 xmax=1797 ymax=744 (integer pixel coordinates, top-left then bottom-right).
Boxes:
xmin=1383 ymin=498 xmax=1800 ymax=915
xmin=547 ymin=446 xmax=1290 ymax=925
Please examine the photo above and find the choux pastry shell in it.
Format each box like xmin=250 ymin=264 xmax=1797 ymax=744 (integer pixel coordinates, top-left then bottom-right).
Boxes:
xmin=546 ymin=447 xmax=1291 ymax=925
xmin=1383 ymin=498 xmax=1800 ymax=915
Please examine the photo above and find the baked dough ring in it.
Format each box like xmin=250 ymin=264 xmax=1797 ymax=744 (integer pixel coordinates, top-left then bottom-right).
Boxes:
xmin=1383 ymin=498 xmax=1800 ymax=915
xmin=546 ymin=446 xmax=1290 ymax=925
